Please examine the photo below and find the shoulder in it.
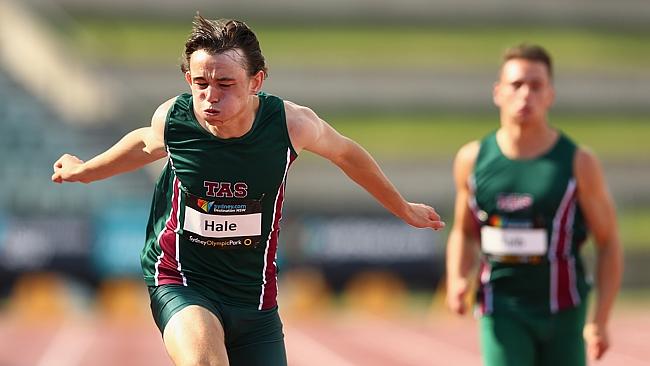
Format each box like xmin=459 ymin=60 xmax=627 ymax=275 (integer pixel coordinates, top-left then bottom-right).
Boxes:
xmin=575 ymin=145 xmax=598 ymax=164
xmin=283 ymin=100 xmax=323 ymax=152
xmin=152 ymin=96 xmax=179 ymax=124
xmin=574 ymin=146 xmax=604 ymax=182
xmin=284 ymin=100 xmax=319 ymax=125
xmin=455 ymin=140 xmax=481 ymax=166
xmin=452 ymin=140 xmax=480 ymax=184
xmin=149 ymin=96 xmax=180 ymax=142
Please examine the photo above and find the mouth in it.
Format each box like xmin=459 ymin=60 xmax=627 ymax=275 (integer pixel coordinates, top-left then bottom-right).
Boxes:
xmin=516 ymin=105 xmax=531 ymax=115
xmin=204 ymin=108 xmax=220 ymax=116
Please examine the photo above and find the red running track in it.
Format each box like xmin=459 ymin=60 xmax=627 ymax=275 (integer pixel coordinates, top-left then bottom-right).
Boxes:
xmin=0 ymin=307 xmax=648 ymax=366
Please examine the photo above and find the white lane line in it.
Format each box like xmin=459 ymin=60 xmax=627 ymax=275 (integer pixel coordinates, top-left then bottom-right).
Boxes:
xmin=35 ymin=320 xmax=95 ymax=366
xmin=285 ymin=326 xmax=358 ymax=366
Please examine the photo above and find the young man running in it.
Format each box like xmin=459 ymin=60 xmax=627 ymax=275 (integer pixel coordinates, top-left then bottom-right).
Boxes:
xmin=53 ymin=15 xmax=444 ymax=366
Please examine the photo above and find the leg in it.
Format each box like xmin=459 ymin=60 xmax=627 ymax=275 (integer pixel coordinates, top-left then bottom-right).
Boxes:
xmin=221 ymin=304 xmax=287 ymax=366
xmin=163 ymin=305 xmax=229 ymax=366
xmin=538 ymin=302 xmax=587 ymax=366
xmin=228 ymin=339 xmax=287 ymax=366
xmin=149 ymin=285 xmax=229 ymax=366
xmin=480 ymin=314 xmax=536 ymax=366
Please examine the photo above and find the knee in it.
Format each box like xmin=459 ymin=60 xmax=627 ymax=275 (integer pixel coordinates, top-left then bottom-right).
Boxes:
xmin=172 ymin=351 xmax=228 ymax=366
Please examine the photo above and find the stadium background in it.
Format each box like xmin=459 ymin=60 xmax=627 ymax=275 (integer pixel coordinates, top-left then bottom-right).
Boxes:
xmin=0 ymin=0 xmax=648 ymax=364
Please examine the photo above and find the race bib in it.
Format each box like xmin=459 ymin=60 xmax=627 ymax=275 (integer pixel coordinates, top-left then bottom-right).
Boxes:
xmin=182 ymin=192 xmax=263 ymax=249
xmin=481 ymin=226 xmax=547 ymax=256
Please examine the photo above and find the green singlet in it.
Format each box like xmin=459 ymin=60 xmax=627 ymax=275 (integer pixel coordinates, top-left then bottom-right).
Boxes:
xmin=471 ymin=130 xmax=591 ymax=366
xmin=140 ymin=92 xmax=296 ymax=366
xmin=141 ymin=92 xmax=296 ymax=309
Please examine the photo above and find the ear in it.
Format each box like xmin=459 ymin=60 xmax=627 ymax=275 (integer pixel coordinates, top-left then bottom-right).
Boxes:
xmin=547 ymin=84 xmax=556 ymax=108
xmin=184 ymin=71 xmax=192 ymax=86
xmin=249 ymin=70 xmax=265 ymax=94
xmin=492 ymin=82 xmax=501 ymax=108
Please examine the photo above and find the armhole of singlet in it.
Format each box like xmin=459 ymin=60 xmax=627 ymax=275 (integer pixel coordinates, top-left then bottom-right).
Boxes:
xmin=562 ymin=134 xmax=579 ymax=178
xmin=162 ymin=95 xmax=181 ymax=150
xmin=278 ymin=98 xmax=298 ymax=157
xmin=474 ymin=131 xmax=496 ymax=169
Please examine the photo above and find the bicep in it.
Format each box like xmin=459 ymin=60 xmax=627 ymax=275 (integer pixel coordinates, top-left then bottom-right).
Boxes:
xmin=304 ymin=121 xmax=352 ymax=162
xmin=143 ymin=98 xmax=175 ymax=159
xmin=450 ymin=142 xmax=480 ymax=240
xmin=286 ymin=101 xmax=350 ymax=161
xmin=452 ymin=183 xmax=479 ymax=242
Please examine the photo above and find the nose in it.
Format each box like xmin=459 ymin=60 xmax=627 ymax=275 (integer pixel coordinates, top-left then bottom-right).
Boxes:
xmin=517 ymin=84 xmax=533 ymax=101
xmin=518 ymin=84 xmax=530 ymax=95
xmin=206 ymin=86 xmax=221 ymax=103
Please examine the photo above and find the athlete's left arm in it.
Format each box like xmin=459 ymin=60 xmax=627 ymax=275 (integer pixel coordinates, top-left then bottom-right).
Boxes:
xmin=285 ymin=101 xmax=444 ymax=230
xmin=575 ymin=147 xmax=623 ymax=361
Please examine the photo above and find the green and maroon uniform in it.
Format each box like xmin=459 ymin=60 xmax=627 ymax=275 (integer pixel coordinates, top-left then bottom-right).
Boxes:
xmin=141 ymin=92 xmax=295 ymax=365
xmin=141 ymin=92 xmax=296 ymax=310
xmin=470 ymin=131 xmax=590 ymax=366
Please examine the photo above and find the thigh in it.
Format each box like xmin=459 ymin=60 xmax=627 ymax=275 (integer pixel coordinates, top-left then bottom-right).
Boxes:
xmin=228 ymin=339 xmax=287 ymax=366
xmin=149 ymin=285 xmax=228 ymax=366
xmin=222 ymin=305 xmax=287 ymax=366
xmin=538 ymin=303 xmax=587 ymax=366
xmin=480 ymin=314 xmax=536 ymax=366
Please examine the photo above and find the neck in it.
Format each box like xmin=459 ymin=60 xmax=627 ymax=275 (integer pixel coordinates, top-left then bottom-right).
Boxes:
xmin=206 ymin=120 xmax=253 ymax=139
xmin=497 ymin=118 xmax=557 ymax=159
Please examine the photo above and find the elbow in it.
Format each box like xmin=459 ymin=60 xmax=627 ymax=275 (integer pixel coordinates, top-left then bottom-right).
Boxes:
xmin=330 ymin=138 xmax=364 ymax=167
xmin=596 ymin=239 xmax=624 ymax=274
xmin=328 ymin=147 xmax=351 ymax=168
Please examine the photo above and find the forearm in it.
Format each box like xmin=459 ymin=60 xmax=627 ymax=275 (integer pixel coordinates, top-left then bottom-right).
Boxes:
xmin=76 ymin=128 xmax=164 ymax=183
xmin=589 ymin=239 xmax=623 ymax=326
xmin=333 ymin=139 xmax=409 ymax=218
xmin=446 ymin=230 xmax=478 ymax=281
xmin=445 ymin=229 xmax=479 ymax=314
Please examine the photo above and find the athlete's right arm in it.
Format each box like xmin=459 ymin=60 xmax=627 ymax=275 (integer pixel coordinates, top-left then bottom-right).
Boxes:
xmin=51 ymin=98 xmax=174 ymax=184
xmin=445 ymin=141 xmax=481 ymax=315
xmin=284 ymin=100 xmax=444 ymax=230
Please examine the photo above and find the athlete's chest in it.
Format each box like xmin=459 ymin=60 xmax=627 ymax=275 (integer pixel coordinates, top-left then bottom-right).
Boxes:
xmin=170 ymin=146 xmax=291 ymax=200
xmin=474 ymin=157 xmax=572 ymax=218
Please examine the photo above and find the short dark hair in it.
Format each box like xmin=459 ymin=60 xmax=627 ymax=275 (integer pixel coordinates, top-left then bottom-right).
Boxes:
xmin=502 ymin=44 xmax=553 ymax=79
xmin=181 ymin=14 xmax=268 ymax=78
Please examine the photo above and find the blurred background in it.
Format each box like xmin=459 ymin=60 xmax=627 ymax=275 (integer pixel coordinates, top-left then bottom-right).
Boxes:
xmin=0 ymin=0 xmax=648 ymax=365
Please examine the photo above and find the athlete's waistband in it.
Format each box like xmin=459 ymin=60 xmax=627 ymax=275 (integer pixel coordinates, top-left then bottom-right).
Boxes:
xmin=485 ymin=254 xmax=546 ymax=265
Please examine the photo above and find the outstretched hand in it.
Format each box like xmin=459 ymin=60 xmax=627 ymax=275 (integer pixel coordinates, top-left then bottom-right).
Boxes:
xmin=52 ymin=154 xmax=84 ymax=183
xmin=403 ymin=202 xmax=445 ymax=230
